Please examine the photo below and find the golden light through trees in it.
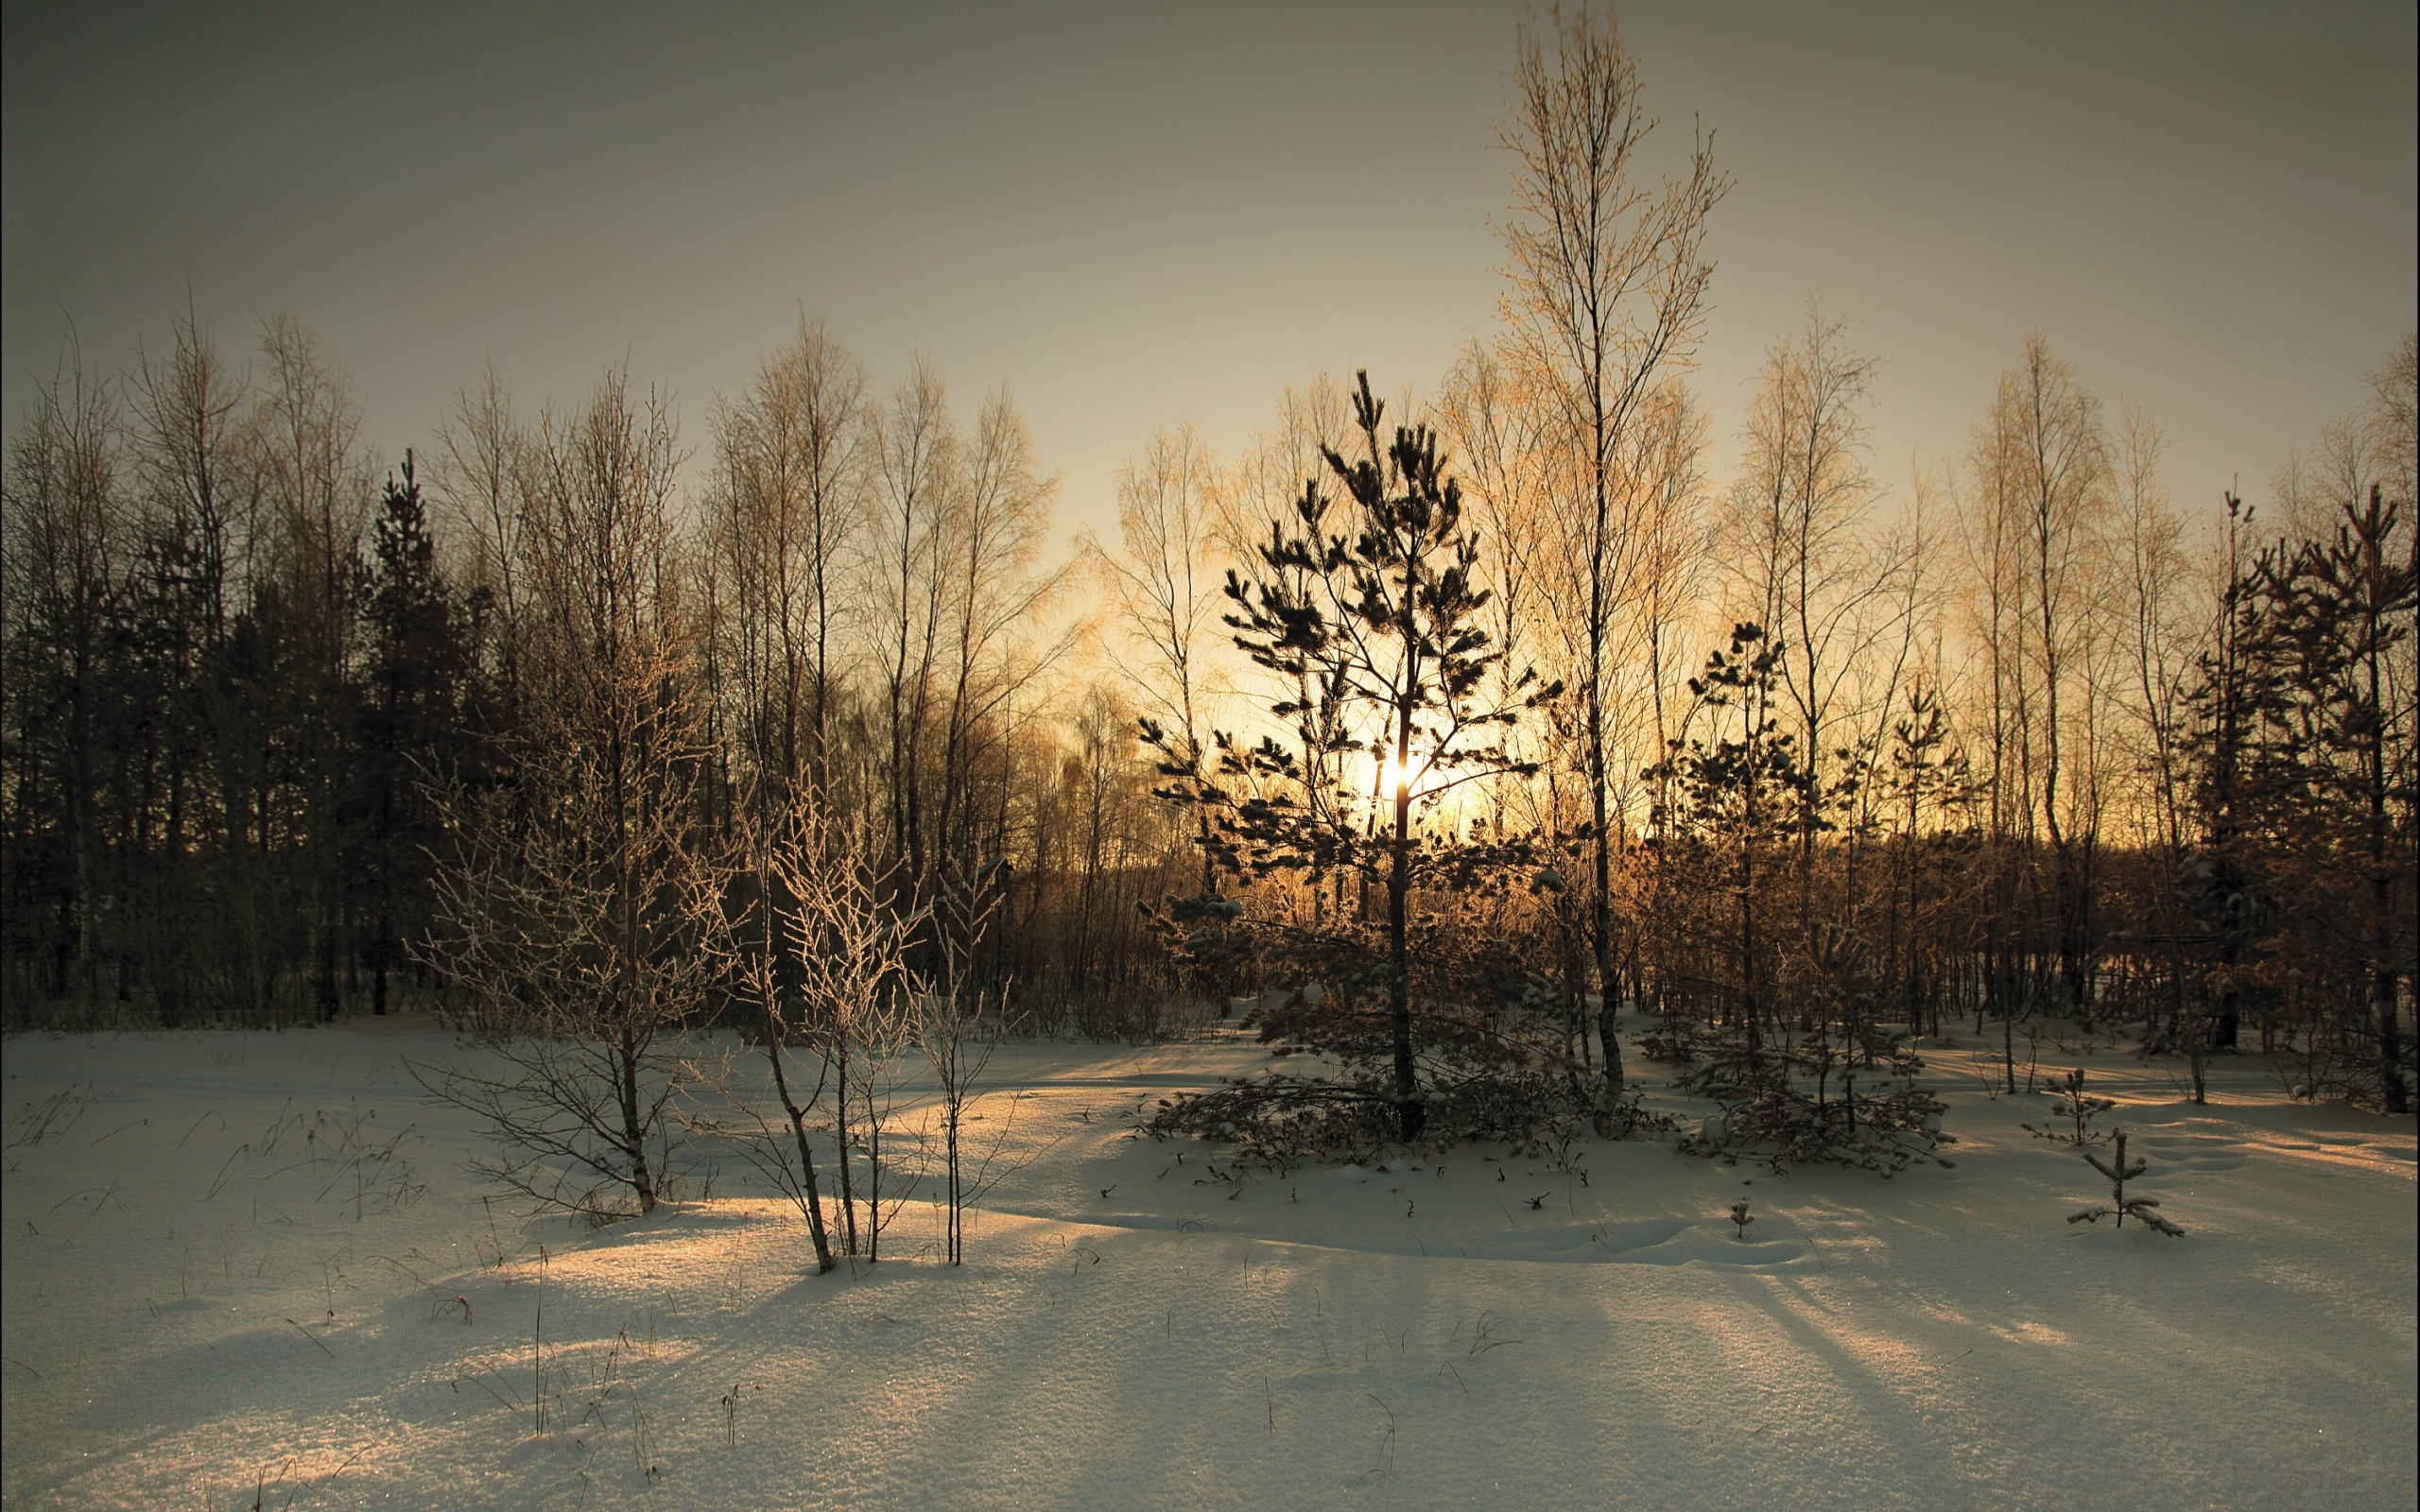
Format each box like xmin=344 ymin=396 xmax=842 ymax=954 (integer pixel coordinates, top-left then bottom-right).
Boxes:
xmin=1 ymin=6 xmax=2411 ymax=1122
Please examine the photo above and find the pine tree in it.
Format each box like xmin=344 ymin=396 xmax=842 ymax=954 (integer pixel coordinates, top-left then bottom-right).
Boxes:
xmin=2023 ymin=1066 xmax=2114 ymax=1145
xmin=2255 ymin=486 xmax=2415 ymax=1113
xmin=2067 ymin=1128 xmax=2184 ymax=1235
xmin=1651 ymin=624 xmax=1805 ymax=1072
xmin=1653 ymin=627 xmax=1952 ymax=1175
xmin=358 ymin=452 xmax=465 ymax=1014
xmin=1146 ymin=371 xmax=1561 ymax=1153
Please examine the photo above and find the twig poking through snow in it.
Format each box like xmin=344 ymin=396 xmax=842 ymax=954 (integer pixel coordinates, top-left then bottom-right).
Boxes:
xmin=1364 ymin=1393 xmax=1396 ymax=1477
xmin=284 ymin=1318 xmax=334 ymax=1357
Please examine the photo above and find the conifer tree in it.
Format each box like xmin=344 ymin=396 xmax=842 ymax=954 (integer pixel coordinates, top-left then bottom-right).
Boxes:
xmin=2023 ymin=1066 xmax=2114 ymax=1145
xmin=2068 ymin=1128 xmax=2184 ymax=1236
xmin=1150 ymin=372 xmax=1558 ymax=1148
xmin=2255 ymin=486 xmax=2414 ymax=1113
xmin=359 ymin=452 xmax=465 ymax=1014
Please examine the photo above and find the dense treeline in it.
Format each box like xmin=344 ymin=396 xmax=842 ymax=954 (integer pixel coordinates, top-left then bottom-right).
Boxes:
xmin=4 ymin=16 xmax=2411 ymax=1144
xmin=0 ymin=318 xmax=1188 ymax=1039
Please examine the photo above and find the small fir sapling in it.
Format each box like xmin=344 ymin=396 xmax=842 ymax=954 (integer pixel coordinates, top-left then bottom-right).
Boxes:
xmin=2067 ymin=1129 xmax=2184 ymax=1236
xmin=1728 ymin=1199 xmax=1754 ymax=1241
xmin=2024 ymin=1067 xmax=2115 ymax=1145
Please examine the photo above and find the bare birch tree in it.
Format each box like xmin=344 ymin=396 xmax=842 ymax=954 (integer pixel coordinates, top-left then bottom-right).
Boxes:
xmin=934 ymin=386 xmax=1061 ymax=895
xmin=244 ymin=316 xmax=373 ymax=1018
xmin=1957 ymin=335 xmax=2114 ymax=1070
xmin=1 ymin=348 xmax=125 ymax=995
xmin=1722 ymin=312 xmax=1902 ymax=939
xmin=771 ymin=800 xmax=922 ymax=1262
xmin=1091 ymin=424 xmax=1227 ymax=895
xmin=711 ymin=318 xmax=869 ymax=810
xmin=1497 ymin=1 xmax=1724 ymax=1104
xmin=419 ymin=369 xmax=709 ymax=1220
xmin=871 ymin=361 xmax=955 ymax=909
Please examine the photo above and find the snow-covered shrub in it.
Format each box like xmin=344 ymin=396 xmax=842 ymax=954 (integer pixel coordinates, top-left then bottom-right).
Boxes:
xmin=1675 ymin=1070 xmax=1951 ymax=1177
xmin=1670 ymin=1025 xmax=1951 ymax=1177
xmin=1636 ymin=1014 xmax=1722 ymax=1066
xmin=1668 ymin=926 xmax=1956 ymax=1177
xmin=1143 ymin=1050 xmax=1666 ymax=1174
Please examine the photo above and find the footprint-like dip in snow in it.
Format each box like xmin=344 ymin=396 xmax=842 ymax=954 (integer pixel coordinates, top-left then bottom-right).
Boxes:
xmin=2128 ymin=1130 xmax=2249 ymax=1174
xmin=1467 ymin=1217 xmax=1692 ymax=1263
xmin=1605 ymin=1222 xmax=1808 ymax=1271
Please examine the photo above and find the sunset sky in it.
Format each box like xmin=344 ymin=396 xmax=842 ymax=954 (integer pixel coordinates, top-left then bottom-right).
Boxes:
xmin=6 ymin=1 xmax=2413 ymax=538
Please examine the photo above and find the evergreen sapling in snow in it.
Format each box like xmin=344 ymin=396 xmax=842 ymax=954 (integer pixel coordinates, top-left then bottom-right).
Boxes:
xmin=2067 ymin=1128 xmax=2184 ymax=1236
xmin=1653 ymin=633 xmax=1954 ymax=1177
xmin=2023 ymin=1067 xmax=2114 ymax=1145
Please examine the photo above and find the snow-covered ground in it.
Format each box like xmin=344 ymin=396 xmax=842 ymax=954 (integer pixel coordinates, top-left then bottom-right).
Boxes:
xmin=3 ymin=1018 xmax=2412 ymax=1511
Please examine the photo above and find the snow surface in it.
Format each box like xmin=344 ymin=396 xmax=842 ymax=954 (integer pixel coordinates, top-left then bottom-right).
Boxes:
xmin=3 ymin=1018 xmax=2413 ymax=1511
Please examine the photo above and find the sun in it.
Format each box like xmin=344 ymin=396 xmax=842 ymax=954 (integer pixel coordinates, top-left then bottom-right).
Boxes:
xmin=1378 ymin=749 xmax=1437 ymax=802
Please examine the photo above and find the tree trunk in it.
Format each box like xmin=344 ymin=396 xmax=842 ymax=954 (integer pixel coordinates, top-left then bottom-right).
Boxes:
xmin=2362 ymin=492 xmax=2410 ymax=1115
xmin=1388 ymin=756 xmax=1422 ymax=1143
xmin=618 ymin=1027 xmax=657 ymax=1213
xmin=767 ymin=1027 xmax=837 ymax=1272
xmin=1587 ymin=693 xmax=1627 ymax=1126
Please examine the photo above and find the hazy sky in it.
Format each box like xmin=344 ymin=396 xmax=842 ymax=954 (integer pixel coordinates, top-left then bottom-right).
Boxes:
xmin=6 ymin=1 xmax=2414 ymax=542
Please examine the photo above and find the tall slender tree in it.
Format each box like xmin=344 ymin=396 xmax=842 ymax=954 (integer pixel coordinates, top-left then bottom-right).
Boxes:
xmin=1497 ymin=2 xmax=1724 ymax=1096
